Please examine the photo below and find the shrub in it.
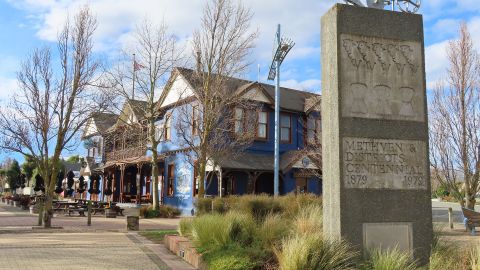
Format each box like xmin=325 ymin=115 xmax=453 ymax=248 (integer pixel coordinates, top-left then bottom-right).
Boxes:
xmin=179 ymin=218 xmax=193 ymax=237
xmin=195 ymin=197 xmax=213 ymax=215
xmin=275 ymin=233 xmax=357 ymax=270
xmin=141 ymin=205 xmax=181 ymax=218
xmin=364 ymin=248 xmax=417 ymax=270
xmin=159 ymin=205 xmax=182 ymax=218
xmin=202 ymin=245 xmax=257 ymax=270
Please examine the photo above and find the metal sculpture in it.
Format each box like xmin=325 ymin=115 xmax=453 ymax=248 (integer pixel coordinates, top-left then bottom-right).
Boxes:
xmin=66 ymin=170 xmax=75 ymax=197
xmin=77 ymin=176 xmax=86 ymax=193
xmin=54 ymin=171 xmax=64 ymax=194
xmin=344 ymin=0 xmax=421 ymax=13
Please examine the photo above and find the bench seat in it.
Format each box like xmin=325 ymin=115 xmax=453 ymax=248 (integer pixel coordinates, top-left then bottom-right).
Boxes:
xmin=462 ymin=207 xmax=480 ymax=235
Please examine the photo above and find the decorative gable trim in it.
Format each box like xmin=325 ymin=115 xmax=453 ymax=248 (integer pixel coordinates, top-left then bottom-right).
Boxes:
xmin=237 ymin=82 xmax=275 ymax=105
xmin=82 ymin=118 xmax=98 ymax=139
xmin=157 ymin=69 xmax=196 ymax=109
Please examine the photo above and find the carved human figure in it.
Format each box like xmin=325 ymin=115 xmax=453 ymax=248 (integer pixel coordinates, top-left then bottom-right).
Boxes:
xmin=373 ymin=85 xmax=392 ymax=115
xmin=350 ymin=83 xmax=368 ymax=114
xmin=399 ymin=87 xmax=415 ymax=117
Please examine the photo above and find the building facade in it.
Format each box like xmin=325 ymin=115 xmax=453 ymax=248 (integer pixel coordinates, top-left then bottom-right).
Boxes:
xmin=154 ymin=68 xmax=322 ymax=214
xmin=82 ymin=68 xmax=322 ymax=214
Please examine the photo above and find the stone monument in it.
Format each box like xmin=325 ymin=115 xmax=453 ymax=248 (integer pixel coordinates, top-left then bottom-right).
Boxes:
xmin=321 ymin=4 xmax=432 ymax=265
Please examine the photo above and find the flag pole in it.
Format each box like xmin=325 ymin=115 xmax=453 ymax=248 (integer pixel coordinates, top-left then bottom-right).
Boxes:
xmin=132 ymin=53 xmax=136 ymax=100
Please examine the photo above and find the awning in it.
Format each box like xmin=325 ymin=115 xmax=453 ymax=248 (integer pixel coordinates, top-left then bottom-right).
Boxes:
xmin=207 ymin=150 xmax=321 ymax=172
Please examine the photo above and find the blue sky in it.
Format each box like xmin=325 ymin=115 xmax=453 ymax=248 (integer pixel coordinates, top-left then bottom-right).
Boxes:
xmin=0 ymin=0 xmax=479 ymax=163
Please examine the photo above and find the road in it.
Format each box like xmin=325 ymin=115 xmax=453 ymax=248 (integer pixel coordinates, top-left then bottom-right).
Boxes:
xmin=431 ymin=199 xmax=464 ymax=223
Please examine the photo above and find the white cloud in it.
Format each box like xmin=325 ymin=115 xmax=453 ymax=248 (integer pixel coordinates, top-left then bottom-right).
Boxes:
xmin=425 ymin=40 xmax=449 ymax=89
xmin=8 ymin=0 xmax=332 ymax=62
xmin=0 ymin=76 xmax=18 ymax=101
xmin=281 ymin=78 xmax=321 ymax=93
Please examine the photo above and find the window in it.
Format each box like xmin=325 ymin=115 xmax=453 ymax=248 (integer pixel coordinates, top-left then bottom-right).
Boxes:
xmin=193 ymin=161 xmax=199 ymax=196
xmin=280 ymin=114 xmax=291 ymax=143
xmin=192 ymin=106 xmax=199 ymax=136
xmin=257 ymin=111 xmax=268 ymax=139
xmin=234 ymin=107 xmax=244 ymax=134
xmin=167 ymin=164 xmax=174 ymax=196
xmin=164 ymin=113 xmax=172 ymax=141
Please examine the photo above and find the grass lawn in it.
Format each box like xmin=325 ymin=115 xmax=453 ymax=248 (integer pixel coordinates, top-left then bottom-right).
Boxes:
xmin=139 ymin=229 xmax=178 ymax=244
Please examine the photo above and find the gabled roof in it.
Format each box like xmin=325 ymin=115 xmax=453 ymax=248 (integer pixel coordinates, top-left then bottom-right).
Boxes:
xmin=279 ymin=150 xmax=322 ymax=172
xmin=158 ymin=67 xmax=321 ymax=113
xmin=128 ymin=99 xmax=149 ymax=120
xmin=92 ymin=112 xmax=118 ymax=133
xmin=82 ymin=112 xmax=118 ymax=139
xmin=110 ymin=99 xmax=149 ymax=131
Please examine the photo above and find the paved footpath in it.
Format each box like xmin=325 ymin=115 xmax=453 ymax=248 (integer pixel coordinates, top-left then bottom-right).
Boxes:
xmin=0 ymin=203 xmax=195 ymax=270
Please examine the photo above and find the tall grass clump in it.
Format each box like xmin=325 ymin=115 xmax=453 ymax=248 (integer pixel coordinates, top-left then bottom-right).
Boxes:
xmin=194 ymin=197 xmax=213 ymax=215
xmin=275 ymin=233 xmax=357 ymax=270
xmin=178 ymin=217 xmax=193 ymax=237
xmin=234 ymin=194 xmax=282 ymax=221
xmin=364 ymin=248 xmax=417 ymax=270
xmin=190 ymin=211 xmax=256 ymax=251
xmin=278 ymin=193 xmax=322 ymax=217
xmin=293 ymin=204 xmax=323 ymax=235
xmin=256 ymin=214 xmax=291 ymax=248
xmin=470 ymin=246 xmax=480 ymax=270
xmin=427 ymin=224 xmax=472 ymax=270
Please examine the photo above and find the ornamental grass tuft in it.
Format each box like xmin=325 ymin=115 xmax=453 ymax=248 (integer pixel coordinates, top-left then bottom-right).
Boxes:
xmin=363 ymin=248 xmax=417 ymax=270
xmin=275 ymin=232 xmax=357 ymax=270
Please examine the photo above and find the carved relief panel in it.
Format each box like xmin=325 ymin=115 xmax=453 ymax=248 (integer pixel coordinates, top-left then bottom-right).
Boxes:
xmin=340 ymin=34 xmax=424 ymax=122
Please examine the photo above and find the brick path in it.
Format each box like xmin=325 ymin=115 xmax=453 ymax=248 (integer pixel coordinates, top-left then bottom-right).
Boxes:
xmin=0 ymin=203 xmax=179 ymax=232
xmin=0 ymin=203 xmax=195 ymax=270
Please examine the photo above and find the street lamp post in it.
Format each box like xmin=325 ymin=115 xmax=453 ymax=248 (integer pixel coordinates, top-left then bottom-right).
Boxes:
xmin=267 ymin=24 xmax=294 ymax=197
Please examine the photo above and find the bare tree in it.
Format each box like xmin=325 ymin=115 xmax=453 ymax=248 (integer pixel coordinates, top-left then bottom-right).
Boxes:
xmin=107 ymin=19 xmax=182 ymax=210
xmin=0 ymin=7 xmax=107 ymax=227
xmin=175 ymin=0 xmax=257 ymax=197
xmin=430 ymin=23 xmax=480 ymax=209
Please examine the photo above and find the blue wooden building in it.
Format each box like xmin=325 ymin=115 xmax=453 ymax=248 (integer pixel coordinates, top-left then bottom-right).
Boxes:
xmin=82 ymin=68 xmax=322 ymax=215
xmin=155 ymin=68 xmax=322 ymax=214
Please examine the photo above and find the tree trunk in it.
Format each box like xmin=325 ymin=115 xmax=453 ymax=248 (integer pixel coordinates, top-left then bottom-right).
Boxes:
xmin=197 ymin=158 xmax=207 ymax=197
xmin=43 ymin=190 xmax=53 ymax=228
xmin=151 ymin=155 xmax=159 ymax=211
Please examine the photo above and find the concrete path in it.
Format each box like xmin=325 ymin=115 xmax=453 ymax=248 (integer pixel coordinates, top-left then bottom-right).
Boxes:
xmin=0 ymin=202 xmax=195 ymax=270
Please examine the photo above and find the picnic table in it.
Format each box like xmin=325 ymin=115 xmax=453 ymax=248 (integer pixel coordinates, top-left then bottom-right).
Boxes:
xmin=54 ymin=201 xmax=86 ymax=216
